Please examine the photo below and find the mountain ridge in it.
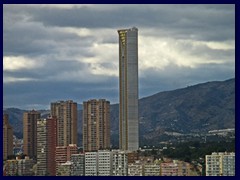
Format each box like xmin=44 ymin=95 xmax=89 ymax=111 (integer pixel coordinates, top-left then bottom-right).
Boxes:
xmin=4 ymin=78 xmax=235 ymax=144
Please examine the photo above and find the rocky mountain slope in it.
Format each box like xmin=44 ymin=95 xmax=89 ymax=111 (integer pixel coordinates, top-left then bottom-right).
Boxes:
xmin=4 ymin=78 xmax=235 ymax=144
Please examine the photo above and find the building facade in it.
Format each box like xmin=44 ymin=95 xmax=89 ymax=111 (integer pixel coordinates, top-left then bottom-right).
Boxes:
xmin=3 ymin=114 xmax=13 ymax=160
xmin=128 ymin=160 xmax=143 ymax=176
xmin=206 ymin=152 xmax=235 ymax=176
xmin=70 ymin=154 xmax=85 ymax=176
xmin=56 ymin=161 xmax=73 ymax=176
xmin=161 ymin=162 xmax=179 ymax=176
xmin=36 ymin=119 xmax=47 ymax=175
xmin=46 ymin=116 xmax=57 ymax=176
xmin=144 ymin=162 xmax=161 ymax=176
xmin=51 ymin=100 xmax=77 ymax=146
xmin=55 ymin=144 xmax=78 ymax=172
xmin=118 ymin=27 xmax=139 ymax=151
xmin=23 ymin=110 xmax=41 ymax=159
xmin=85 ymin=152 xmax=98 ymax=176
xmin=36 ymin=117 xmax=57 ymax=176
xmin=222 ymin=152 xmax=235 ymax=176
xmin=112 ymin=150 xmax=128 ymax=176
xmin=83 ymin=99 xmax=110 ymax=152
xmin=98 ymin=150 xmax=112 ymax=176
xmin=17 ymin=156 xmax=34 ymax=176
xmin=4 ymin=159 xmax=18 ymax=176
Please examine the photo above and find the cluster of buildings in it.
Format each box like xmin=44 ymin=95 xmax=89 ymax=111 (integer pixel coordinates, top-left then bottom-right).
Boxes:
xmin=206 ymin=152 xmax=235 ymax=176
xmin=3 ymin=27 xmax=235 ymax=176
xmin=3 ymin=27 xmax=139 ymax=176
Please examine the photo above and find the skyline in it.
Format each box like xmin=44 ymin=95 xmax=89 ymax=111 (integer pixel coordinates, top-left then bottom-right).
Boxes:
xmin=3 ymin=4 xmax=235 ymax=110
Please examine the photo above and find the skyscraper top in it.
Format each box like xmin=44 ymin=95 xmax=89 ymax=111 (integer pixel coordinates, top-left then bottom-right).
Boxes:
xmin=118 ymin=27 xmax=138 ymax=33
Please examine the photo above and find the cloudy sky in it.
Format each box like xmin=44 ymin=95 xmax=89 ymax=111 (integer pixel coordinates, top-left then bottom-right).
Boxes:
xmin=3 ymin=4 xmax=235 ymax=110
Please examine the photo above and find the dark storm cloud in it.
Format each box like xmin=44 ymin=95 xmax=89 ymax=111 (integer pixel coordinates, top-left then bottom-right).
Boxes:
xmin=4 ymin=4 xmax=234 ymax=42
xmin=3 ymin=19 xmax=95 ymax=57
xmin=3 ymin=76 xmax=118 ymax=109
xmin=3 ymin=4 xmax=235 ymax=109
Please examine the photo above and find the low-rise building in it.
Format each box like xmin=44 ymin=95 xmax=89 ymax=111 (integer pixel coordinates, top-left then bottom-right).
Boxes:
xmin=98 ymin=150 xmax=112 ymax=176
xmin=56 ymin=161 xmax=73 ymax=176
xmin=85 ymin=152 xmax=98 ymax=176
xmin=128 ymin=160 xmax=143 ymax=176
xmin=4 ymin=160 xmax=18 ymax=176
xmin=112 ymin=150 xmax=128 ymax=176
xmin=161 ymin=162 xmax=178 ymax=176
xmin=70 ymin=154 xmax=85 ymax=176
xmin=144 ymin=160 xmax=161 ymax=176
xmin=17 ymin=156 xmax=34 ymax=176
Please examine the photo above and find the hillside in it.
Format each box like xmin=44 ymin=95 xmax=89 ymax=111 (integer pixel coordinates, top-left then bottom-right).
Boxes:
xmin=110 ymin=78 xmax=235 ymax=141
xmin=4 ymin=78 xmax=235 ymax=144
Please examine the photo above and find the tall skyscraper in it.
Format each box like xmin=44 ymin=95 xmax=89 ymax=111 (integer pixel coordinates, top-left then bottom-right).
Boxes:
xmin=36 ymin=116 xmax=57 ymax=176
xmin=23 ymin=110 xmax=41 ymax=159
xmin=118 ymin=27 xmax=139 ymax=151
xmin=3 ymin=114 xmax=13 ymax=160
xmin=51 ymin=100 xmax=77 ymax=146
xmin=83 ymin=99 xmax=110 ymax=152
xmin=36 ymin=119 xmax=48 ymax=175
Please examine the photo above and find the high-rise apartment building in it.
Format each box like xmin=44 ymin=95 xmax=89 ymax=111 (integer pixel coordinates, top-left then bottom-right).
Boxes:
xmin=46 ymin=116 xmax=57 ymax=176
xmin=3 ymin=114 xmax=13 ymax=160
xmin=118 ymin=27 xmax=139 ymax=151
xmin=36 ymin=116 xmax=57 ymax=176
xmin=206 ymin=152 xmax=235 ymax=176
xmin=37 ymin=119 xmax=48 ymax=175
xmin=23 ymin=110 xmax=41 ymax=159
xmin=83 ymin=99 xmax=110 ymax=152
xmin=51 ymin=100 xmax=77 ymax=146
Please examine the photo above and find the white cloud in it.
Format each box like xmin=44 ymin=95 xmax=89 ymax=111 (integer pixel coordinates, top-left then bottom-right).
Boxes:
xmin=3 ymin=56 xmax=43 ymax=71
xmin=138 ymin=36 xmax=234 ymax=72
xmin=3 ymin=76 xmax=36 ymax=83
xmin=205 ymin=41 xmax=235 ymax=50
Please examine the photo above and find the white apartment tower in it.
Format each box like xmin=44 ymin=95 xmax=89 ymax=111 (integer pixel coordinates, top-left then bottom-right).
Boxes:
xmin=118 ymin=27 xmax=139 ymax=151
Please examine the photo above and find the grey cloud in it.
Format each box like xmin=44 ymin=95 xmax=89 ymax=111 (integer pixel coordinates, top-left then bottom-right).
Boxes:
xmin=3 ymin=4 xmax=235 ymax=109
xmin=139 ymin=62 xmax=235 ymax=98
xmin=3 ymin=76 xmax=119 ymax=109
xmin=23 ymin=4 xmax=234 ymax=42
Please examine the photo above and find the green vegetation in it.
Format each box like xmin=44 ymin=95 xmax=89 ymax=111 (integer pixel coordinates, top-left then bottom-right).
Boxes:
xmin=162 ymin=140 xmax=235 ymax=162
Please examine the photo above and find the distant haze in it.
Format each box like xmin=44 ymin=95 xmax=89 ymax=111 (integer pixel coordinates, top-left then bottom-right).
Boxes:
xmin=3 ymin=4 xmax=235 ymax=110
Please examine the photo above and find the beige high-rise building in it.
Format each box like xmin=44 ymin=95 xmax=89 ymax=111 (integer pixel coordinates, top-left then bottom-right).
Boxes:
xmin=51 ymin=100 xmax=77 ymax=146
xmin=118 ymin=27 xmax=139 ymax=151
xmin=23 ymin=110 xmax=41 ymax=159
xmin=3 ymin=114 xmax=13 ymax=160
xmin=83 ymin=99 xmax=110 ymax=152
xmin=36 ymin=116 xmax=57 ymax=176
